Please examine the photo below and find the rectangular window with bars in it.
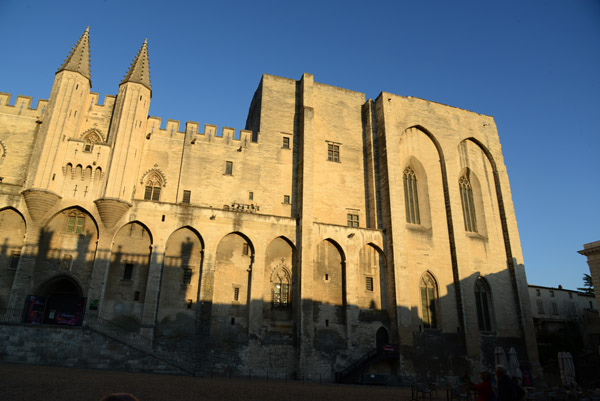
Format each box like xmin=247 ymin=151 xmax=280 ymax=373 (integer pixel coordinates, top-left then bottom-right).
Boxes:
xmin=225 ymin=161 xmax=233 ymax=175
xmin=234 ymin=287 xmax=240 ymax=301
xmin=182 ymin=268 xmax=192 ymax=285
xmin=283 ymin=195 xmax=290 ymax=204
xmin=347 ymin=214 xmax=359 ymax=227
xmin=327 ymin=143 xmax=340 ymax=162
xmin=182 ymin=190 xmax=191 ymax=204
xmin=123 ymin=263 xmax=133 ymax=280
xmin=282 ymin=137 xmax=290 ymax=149
xmin=366 ymin=277 xmax=374 ymax=292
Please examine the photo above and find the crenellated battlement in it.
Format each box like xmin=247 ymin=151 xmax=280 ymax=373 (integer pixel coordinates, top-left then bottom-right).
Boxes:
xmin=145 ymin=116 xmax=258 ymax=145
xmin=0 ymin=92 xmax=49 ymax=118
xmin=88 ymin=92 xmax=116 ymax=108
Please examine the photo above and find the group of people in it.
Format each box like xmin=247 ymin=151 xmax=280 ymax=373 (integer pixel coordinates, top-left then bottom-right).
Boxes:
xmin=466 ymin=365 xmax=526 ymax=401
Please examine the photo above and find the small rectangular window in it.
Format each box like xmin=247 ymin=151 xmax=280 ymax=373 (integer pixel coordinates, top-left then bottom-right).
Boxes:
xmin=182 ymin=190 xmax=191 ymax=204
xmin=9 ymin=253 xmax=20 ymax=270
xmin=536 ymin=289 xmax=541 ymax=296
xmin=366 ymin=277 xmax=374 ymax=292
xmin=225 ymin=161 xmax=233 ymax=175
xmin=327 ymin=143 xmax=340 ymax=162
xmin=282 ymin=137 xmax=290 ymax=149
xmin=568 ymin=292 xmax=573 ymax=299
xmin=242 ymin=243 xmax=249 ymax=256
xmin=182 ymin=268 xmax=192 ymax=285
xmin=234 ymin=287 xmax=240 ymax=301
xmin=550 ymin=290 xmax=554 ymax=298
xmin=249 ymin=191 xmax=254 ymax=201
xmin=537 ymin=299 xmax=544 ymax=314
xmin=551 ymin=301 xmax=558 ymax=314
xmin=134 ymin=291 xmax=140 ymax=301
xmin=347 ymin=214 xmax=359 ymax=228
xmin=283 ymin=195 xmax=290 ymax=204
xmin=123 ymin=263 xmax=133 ymax=280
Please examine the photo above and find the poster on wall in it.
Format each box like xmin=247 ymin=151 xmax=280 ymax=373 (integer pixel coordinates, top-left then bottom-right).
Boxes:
xmin=24 ymin=295 xmax=46 ymax=324
xmin=55 ymin=297 xmax=86 ymax=326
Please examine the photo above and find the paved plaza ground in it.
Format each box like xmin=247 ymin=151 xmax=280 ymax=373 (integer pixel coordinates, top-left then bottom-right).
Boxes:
xmin=0 ymin=363 xmax=415 ymax=401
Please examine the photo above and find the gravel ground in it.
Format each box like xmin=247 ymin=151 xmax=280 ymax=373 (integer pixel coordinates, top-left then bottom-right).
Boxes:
xmin=0 ymin=363 xmax=416 ymax=401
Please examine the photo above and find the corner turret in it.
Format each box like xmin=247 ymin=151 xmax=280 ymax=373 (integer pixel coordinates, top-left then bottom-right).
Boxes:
xmin=99 ymin=40 xmax=152 ymax=212
xmin=57 ymin=26 xmax=91 ymax=86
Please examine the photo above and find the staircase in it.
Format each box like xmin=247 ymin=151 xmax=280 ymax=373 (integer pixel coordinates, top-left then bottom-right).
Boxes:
xmin=84 ymin=314 xmax=196 ymax=375
xmin=335 ymin=347 xmax=399 ymax=384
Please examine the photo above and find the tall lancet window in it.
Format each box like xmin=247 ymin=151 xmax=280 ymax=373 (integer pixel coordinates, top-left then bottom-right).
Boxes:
xmin=475 ymin=277 xmax=494 ymax=332
xmin=459 ymin=176 xmax=477 ymax=232
xmin=144 ymin=173 xmax=162 ymax=201
xmin=420 ymin=272 xmax=439 ymax=329
xmin=403 ymin=167 xmax=420 ymax=224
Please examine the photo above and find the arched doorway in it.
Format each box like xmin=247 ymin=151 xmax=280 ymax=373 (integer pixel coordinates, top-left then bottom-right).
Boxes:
xmin=376 ymin=327 xmax=389 ymax=351
xmin=25 ymin=276 xmax=85 ymax=325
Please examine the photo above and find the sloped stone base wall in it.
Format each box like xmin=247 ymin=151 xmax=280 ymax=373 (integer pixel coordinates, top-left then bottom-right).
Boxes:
xmin=0 ymin=323 xmax=188 ymax=375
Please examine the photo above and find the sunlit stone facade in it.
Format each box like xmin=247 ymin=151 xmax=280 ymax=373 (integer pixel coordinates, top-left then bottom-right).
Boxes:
xmin=0 ymin=28 xmax=540 ymax=381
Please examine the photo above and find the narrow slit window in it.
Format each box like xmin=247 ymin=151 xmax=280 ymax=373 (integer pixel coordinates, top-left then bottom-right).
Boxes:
xmin=234 ymin=287 xmax=240 ymax=301
xmin=366 ymin=277 xmax=374 ymax=292
xmin=123 ymin=263 xmax=133 ymax=280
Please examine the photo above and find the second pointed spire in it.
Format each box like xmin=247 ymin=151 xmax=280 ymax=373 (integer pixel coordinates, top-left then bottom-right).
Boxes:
xmin=121 ymin=39 xmax=151 ymax=92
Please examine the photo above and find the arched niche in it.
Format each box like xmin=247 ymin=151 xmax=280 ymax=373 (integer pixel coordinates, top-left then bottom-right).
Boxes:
xmin=34 ymin=207 xmax=98 ymax=293
xmin=103 ymin=221 xmax=152 ymax=327
xmin=357 ymin=243 xmax=387 ymax=312
xmin=0 ymin=208 xmax=26 ymax=309
xmin=313 ymin=239 xmax=346 ymax=323
xmin=210 ymin=232 xmax=254 ymax=341
xmin=157 ymin=227 xmax=204 ymax=337
xmin=263 ymin=236 xmax=296 ymax=324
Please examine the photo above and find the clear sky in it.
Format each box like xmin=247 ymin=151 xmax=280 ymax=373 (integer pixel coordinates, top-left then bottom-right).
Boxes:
xmin=1 ymin=0 xmax=598 ymax=291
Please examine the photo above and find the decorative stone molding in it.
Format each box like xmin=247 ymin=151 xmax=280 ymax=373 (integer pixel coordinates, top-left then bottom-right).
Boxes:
xmin=94 ymin=197 xmax=132 ymax=229
xmin=21 ymin=188 xmax=62 ymax=222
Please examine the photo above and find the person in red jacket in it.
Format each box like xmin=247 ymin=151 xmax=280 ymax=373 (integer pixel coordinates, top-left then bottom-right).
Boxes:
xmin=466 ymin=370 xmax=494 ymax=401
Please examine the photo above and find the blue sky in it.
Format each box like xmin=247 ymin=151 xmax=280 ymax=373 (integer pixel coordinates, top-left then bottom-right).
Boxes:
xmin=1 ymin=0 xmax=598 ymax=291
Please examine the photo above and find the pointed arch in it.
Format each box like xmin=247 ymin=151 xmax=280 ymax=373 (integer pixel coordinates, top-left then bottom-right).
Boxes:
xmin=141 ymin=169 xmax=166 ymax=201
xmin=0 ymin=207 xmax=27 ymax=308
xmin=474 ymin=275 xmax=495 ymax=332
xmin=462 ymin=137 xmax=523 ymax=329
xmin=358 ymin=243 xmax=388 ymax=311
xmin=157 ymin=226 xmax=205 ymax=332
xmin=419 ymin=270 xmax=440 ymax=329
xmin=81 ymin=129 xmax=104 ymax=152
xmin=404 ymin=125 xmax=464 ymax=332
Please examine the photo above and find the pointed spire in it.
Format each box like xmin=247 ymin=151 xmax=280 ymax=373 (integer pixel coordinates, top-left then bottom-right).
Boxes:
xmin=57 ymin=27 xmax=91 ymax=84
xmin=121 ymin=39 xmax=151 ymax=91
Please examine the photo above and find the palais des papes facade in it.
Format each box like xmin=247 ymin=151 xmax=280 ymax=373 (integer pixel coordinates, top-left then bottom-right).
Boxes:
xmin=0 ymin=28 xmax=540 ymax=381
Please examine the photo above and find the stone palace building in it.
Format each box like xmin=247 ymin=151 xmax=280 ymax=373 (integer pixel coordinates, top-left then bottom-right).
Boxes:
xmin=0 ymin=28 xmax=540 ymax=381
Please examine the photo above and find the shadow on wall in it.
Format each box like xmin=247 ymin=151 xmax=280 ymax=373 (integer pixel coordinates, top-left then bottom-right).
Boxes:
xmin=0 ymin=207 xmax=534 ymax=381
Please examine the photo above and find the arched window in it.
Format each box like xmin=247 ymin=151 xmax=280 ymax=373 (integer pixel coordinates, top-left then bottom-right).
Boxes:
xmin=459 ymin=176 xmax=477 ymax=232
xmin=475 ymin=277 xmax=493 ymax=332
xmin=420 ymin=272 xmax=438 ymax=329
xmin=403 ymin=166 xmax=420 ymax=224
xmin=81 ymin=130 xmax=102 ymax=153
xmin=144 ymin=173 xmax=162 ymax=201
xmin=271 ymin=266 xmax=291 ymax=308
